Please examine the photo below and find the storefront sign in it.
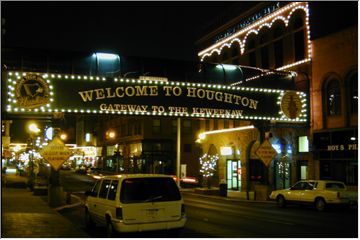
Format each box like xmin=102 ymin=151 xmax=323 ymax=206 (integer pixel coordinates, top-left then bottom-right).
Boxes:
xmin=4 ymin=71 xmax=308 ymax=122
xmin=327 ymin=144 xmax=357 ymax=151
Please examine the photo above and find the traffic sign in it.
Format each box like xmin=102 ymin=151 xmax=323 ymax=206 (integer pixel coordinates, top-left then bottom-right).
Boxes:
xmin=256 ymin=140 xmax=278 ymax=166
xmin=39 ymin=137 xmax=72 ymax=171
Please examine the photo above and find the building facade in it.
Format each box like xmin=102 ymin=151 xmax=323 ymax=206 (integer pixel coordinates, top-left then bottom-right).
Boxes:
xmin=311 ymin=26 xmax=358 ymax=187
xmin=195 ymin=1 xmax=357 ymax=193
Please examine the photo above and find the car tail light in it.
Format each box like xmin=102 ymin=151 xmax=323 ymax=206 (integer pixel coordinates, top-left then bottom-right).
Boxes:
xmin=181 ymin=204 xmax=186 ymax=216
xmin=116 ymin=207 xmax=123 ymax=219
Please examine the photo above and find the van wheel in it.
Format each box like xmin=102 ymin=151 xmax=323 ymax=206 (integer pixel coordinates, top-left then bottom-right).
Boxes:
xmin=85 ymin=209 xmax=95 ymax=229
xmin=276 ymin=195 xmax=286 ymax=208
xmin=106 ymin=219 xmax=115 ymax=237
xmin=315 ymin=198 xmax=326 ymax=211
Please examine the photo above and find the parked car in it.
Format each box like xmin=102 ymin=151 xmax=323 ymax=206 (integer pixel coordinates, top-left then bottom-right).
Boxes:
xmin=269 ymin=180 xmax=358 ymax=211
xmin=84 ymin=174 xmax=186 ymax=236
xmin=75 ymin=164 xmax=88 ymax=174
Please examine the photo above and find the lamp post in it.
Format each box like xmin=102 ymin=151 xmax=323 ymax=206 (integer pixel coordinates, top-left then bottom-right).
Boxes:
xmin=106 ymin=130 xmax=117 ymax=172
xmin=28 ymin=123 xmax=40 ymax=190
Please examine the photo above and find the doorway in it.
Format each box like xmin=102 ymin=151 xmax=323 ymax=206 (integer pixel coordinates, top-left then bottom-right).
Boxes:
xmin=226 ymin=160 xmax=242 ymax=190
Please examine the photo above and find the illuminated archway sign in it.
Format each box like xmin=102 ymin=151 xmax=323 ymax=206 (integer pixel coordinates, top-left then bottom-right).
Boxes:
xmin=3 ymin=71 xmax=308 ymax=123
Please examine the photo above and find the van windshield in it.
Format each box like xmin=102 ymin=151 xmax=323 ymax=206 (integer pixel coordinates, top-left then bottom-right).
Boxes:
xmin=120 ymin=177 xmax=181 ymax=203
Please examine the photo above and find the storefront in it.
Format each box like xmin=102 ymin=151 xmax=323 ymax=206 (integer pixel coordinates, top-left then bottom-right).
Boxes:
xmin=313 ymin=129 xmax=358 ymax=186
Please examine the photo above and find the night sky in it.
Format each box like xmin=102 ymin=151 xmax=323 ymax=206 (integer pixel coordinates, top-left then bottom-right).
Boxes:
xmin=2 ymin=1 xmax=240 ymax=61
xmin=2 ymin=2 xmax=357 ymax=61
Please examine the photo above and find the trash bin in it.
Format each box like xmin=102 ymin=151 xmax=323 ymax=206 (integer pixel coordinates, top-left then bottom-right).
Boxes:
xmin=219 ymin=183 xmax=227 ymax=197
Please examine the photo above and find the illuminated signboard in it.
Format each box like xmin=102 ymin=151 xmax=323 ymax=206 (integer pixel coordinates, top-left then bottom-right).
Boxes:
xmin=3 ymin=71 xmax=308 ymax=122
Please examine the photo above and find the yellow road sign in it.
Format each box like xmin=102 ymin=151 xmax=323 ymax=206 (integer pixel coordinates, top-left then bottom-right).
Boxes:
xmin=40 ymin=137 xmax=72 ymax=171
xmin=256 ymin=140 xmax=278 ymax=166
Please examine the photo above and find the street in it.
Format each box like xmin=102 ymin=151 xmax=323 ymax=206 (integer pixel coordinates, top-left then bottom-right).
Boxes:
xmin=59 ymin=171 xmax=358 ymax=238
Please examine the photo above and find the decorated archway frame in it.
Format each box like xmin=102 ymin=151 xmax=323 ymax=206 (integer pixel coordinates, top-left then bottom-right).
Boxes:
xmin=198 ymin=2 xmax=312 ymax=72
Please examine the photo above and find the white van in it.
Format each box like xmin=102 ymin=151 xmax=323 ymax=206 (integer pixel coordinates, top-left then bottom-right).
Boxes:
xmin=84 ymin=174 xmax=186 ymax=236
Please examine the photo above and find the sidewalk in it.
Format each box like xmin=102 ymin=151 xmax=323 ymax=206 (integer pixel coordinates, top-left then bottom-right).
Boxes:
xmin=1 ymin=173 xmax=89 ymax=238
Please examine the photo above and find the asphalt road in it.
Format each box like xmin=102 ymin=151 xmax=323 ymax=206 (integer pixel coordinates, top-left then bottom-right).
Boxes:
xmin=58 ymin=171 xmax=358 ymax=238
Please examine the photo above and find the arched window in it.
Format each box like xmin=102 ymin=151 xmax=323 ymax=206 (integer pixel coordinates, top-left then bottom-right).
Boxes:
xmin=231 ymin=44 xmax=240 ymax=57
xmin=221 ymin=47 xmax=230 ymax=62
xmin=273 ymin=25 xmax=285 ymax=68
xmin=348 ymin=72 xmax=358 ymax=114
xmin=259 ymin=32 xmax=269 ymax=69
xmin=293 ymin=17 xmax=305 ymax=61
xmin=246 ymin=37 xmax=256 ymax=67
xmin=326 ymin=79 xmax=341 ymax=116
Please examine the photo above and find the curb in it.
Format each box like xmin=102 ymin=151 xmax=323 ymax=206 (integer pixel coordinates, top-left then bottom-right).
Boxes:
xmin=54 ymin=194 xmax=84 ymax=212
xmin=181 ymin=191 xmax=274 ymax=204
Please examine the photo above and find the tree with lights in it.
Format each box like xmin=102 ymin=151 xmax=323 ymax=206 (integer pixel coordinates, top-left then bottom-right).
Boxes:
xmin=277 ymin=154 xmax=290 ymax=189
xmin=199 ymin=153 xmax=219 ymax=189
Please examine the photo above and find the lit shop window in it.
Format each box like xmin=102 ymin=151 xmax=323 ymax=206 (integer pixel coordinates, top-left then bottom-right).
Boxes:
xmin=298 ymin=136 xmax=309 ymax=152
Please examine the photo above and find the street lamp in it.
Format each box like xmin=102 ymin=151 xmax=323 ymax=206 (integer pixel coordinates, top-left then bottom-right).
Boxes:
xmin=60 ymin=132 xmax=67 ymax=141
xmin=28 ymin=122 xmax=40 ymax=190
xmin=104 ymin=130 xmax=117 ymax=172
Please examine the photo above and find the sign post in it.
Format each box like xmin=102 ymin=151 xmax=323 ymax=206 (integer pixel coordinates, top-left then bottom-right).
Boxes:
xmin=40 ymin=129 xmax=71 ymax=207
xmin=255 ymin=139 xmax=278 ymax=167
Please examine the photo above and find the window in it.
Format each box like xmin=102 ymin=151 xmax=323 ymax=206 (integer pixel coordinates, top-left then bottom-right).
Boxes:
xmin=246 ymin=38 xmax=257 ymax=67
xmin=120 ymin=177 xmax=181 ymax=204
xmin=213 ymin=119 xmax=219 ymax=130
xmin=261 ymin=47 xmax=269 ymax=69
xmin=152 ymin=119 xmax=161 ymax=134
xmin=121 ymin=124 xmax=126 ymax=137
xmin=234 ymin=120 xmax=240 ymax=128
xmin=260 ymin=33 xmax=269 ymax=69
xmin=107 ymin=180 xmax=119 ymax=200
xmin=172 ymin=120 xmax=177 ymax=134
xmin=183 ymin=120 xmax=192 ymax=134
xmin=205 ymin=120 xmax=210 ymax=131
xmin=348 ymin=73 xmax=358 ymax=114
xmin=99 ymin=180 xmax=111 ymax=199
xmin=293 ymin=17 xmax=305 ymax=61
xmin=291 ymin=181 xmax=313 ymax=190
xmin=273 ymin=26 xmax=284 ymax=68
xmin=222 ymin=47 xmax=229 ymax=61
xmin=326 ymin=182 xmax=345 ymax=190
xmin=91 ymin=180 xmax=101 ymax=197
xmin=249 ymin=51 xmax=256 ymax=67
xmin=298 ymin=136 xmax=309 ymax=152
xmin=231 ymin=44 xmax=239 ymax=57
xmin=326 ymin=79 xmax=341 ymax=115
xmin=224 ymin=120 xmax=229 ymax=129
xmin=128 ymin=122 xmax=133 ymax=136
xmin=134 ymin=121 xmax=142 ymax=135
xmin=184 ymin=144 xmax=192 ymax=153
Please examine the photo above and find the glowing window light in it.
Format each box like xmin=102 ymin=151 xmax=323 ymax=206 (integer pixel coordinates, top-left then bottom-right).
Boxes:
xmin=220 ymin=146 xmax=233 ymax=156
